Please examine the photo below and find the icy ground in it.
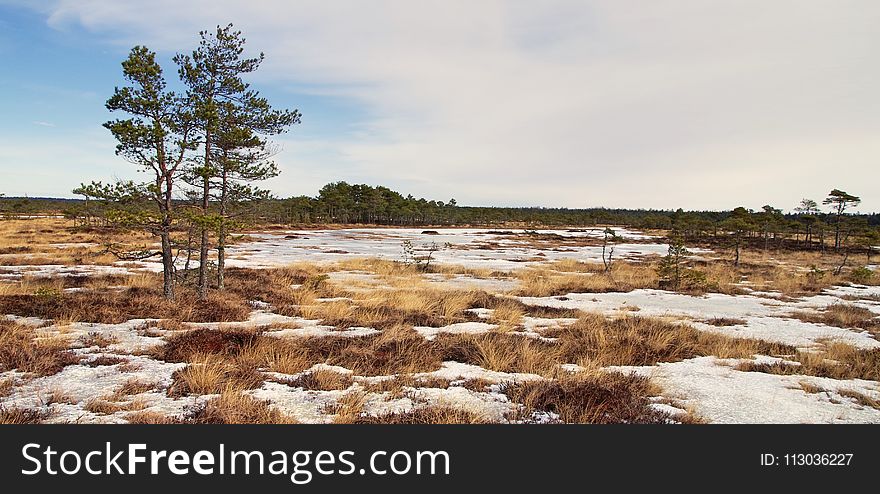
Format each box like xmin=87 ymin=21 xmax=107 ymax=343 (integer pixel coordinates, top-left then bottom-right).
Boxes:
xmin=608 ymin=356 xmax=880 ymax=424
xmin=3 ymin=226 xmax=880 ymax=423
xmin=224 ymin=227 xmax=676 ymax=271
xmin=519 ymin=285 xmax=880 ymax=350
xmin=0 ymin=227 xmax=673 ymax=278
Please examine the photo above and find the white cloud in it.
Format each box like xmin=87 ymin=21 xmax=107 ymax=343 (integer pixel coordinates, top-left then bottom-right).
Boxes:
xmin=8 ymin=0 xmax=880 ymax=210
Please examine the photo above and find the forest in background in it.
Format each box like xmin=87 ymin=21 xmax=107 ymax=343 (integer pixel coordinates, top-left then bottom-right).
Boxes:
xmin=2 ymin=181 xmax=878 ymax=250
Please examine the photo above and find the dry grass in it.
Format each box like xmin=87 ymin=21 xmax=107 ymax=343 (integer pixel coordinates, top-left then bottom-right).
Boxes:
xmin=0 ymin=406 xmax=48 ymax=424
xmin=737 ymin=343 xmax=880 ymax=382
xmin=85 ymin=355 xmax=126 ymax=367
xmin=0 ymin=286 xmax=252 ymax=324
xmin=161 ymin=329 xmax=299 ymax=396
xmin=355 ymin=406 xmax=490 ymax=424
xmin=488 ymin=298 xmax=583 ymax=319
xmin=83 ymin=398 xmax=127 ymax=415
xmin=45 ymin=388 xmax=76 ymax=405
xmin=160 ymin=328 xmax=262 ymax=362
xmin=80 ymin=332 xmax=119 ymax=348
xmin=288 ymin=288 xmax=491 ymax=330
xmin=360 ymin=375 xmax=419 ymax=397
xmin=793 ymin=381 xmax=880 ymax=410
xmin=284 ymin=368 xmax=354 ymax=391
xmin=459 ymin=378 xmax=493 ymax=392
xmin=545 ymin=259 xmax=605 ymax=273
xmin=125 ymin=410 xmax=179 ymax=424
xmin=790 ymin=305 xmax=879 ymax=335
xmin=502 ymin=372 xmax=671 ymax=424
xmin=167 ymin=353 xmax=262 ymax=396
xmin=549 ymin=314 xmax=794 ymax=368
xmin=334 ymin=257 xmax=418 ymax=277
xmin=112 ymin=378 xmax=158 ymax=399
xmin=220 ymin=308 xmax=811 ymax=384
xmin=5 ymin=219 xmax=879 ymax=424
xmin=237 ymin=338 xmax=315 ymax=375
xmin=0 ymin=378 xmax=12 ymax=397
xmin=468 ymin=335 xmax=558 ymax=375
xmin=837 ymin=389 xmax=880 ymax=410
xmin=704 ymin=317 xmax=748 ymax=326
xmin=223 ymin=266 xmax=328 ymax=309
xmin=489 ymin=300 xmax=524 ymax=331
xmin=187 ymin=388 xmax=296 ymax=424
xmin=797 ymin=381 xmax=827 ymax=394
xmin=193 ymin=324 xmax=447 ymax=378
xmin=0 ymin=218 xmax=154 ymax=269
xmin=0 ymin=320 xmax=79 ymax=376
xmin=301 ymin=330 xmax=444 ymax=376
xmin=429 ymin=314 xmax=794 ymax=378
xmin=168 ymin=355 xmax=230 ymax=396
xmin=326 ymin=391 xmax=368 ymax=423
xmin=515 ymin=262 xmax=657 ymax=297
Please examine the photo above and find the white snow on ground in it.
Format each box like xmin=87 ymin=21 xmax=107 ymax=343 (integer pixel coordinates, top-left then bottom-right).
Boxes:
xmin=223 ymin=228 xmax=674 ymax=271
xmin=248 ymin=381 xmax=518 ymax=423
xmin=0 ymin=264 xmax=136 ymax=280
xmin=520 ymin=316 xmax=577 ymax=340
xmin=35 ymin=319 xmax=165 ymax=354
xmin=0 ymin=226 xmax=674 ymax=278
xmin=649 ymin=402 xmax=690 ymax=417
xmin=0 ymin=355 xmax=207 ymax=424
xmin=414 ymin=321 xmax=497 ymax=340
xmin=465 ymin=307 xmax=576 ymax=340
xmin=326 ymin=271 xmax=391 ymax=291
xmin=264 ymin=319 xmax=381 ymax=339
xmin=607 ymin=356 xmax=880 ymax=424
xmin=421 ymin=273 xmax=520 ymax=292
xmin=49 ymin=242 xmax=99 ymax=249
xmin=247 ymin=382 xmax=347 ymax=423
xmin=823 ymin=284 xmax=880 ymax=303
xmin=519 ymin=288 xmax=880 ymax=349
xmin=184 ymin=310 xmax=380 ymax=338
xmin=4 ymin=314 xmax=49 ymax=327
xmin=413 ymin=361 xmax=542 ymax=383
xmin=247 ymin=361 xmax=541 ymax=423
xmin=327 ymin=270 xmax=520 ymax=292
xmin=689 ymin=317 xmax=877 ymax=350
xmin=404 ymin=386 xmax=516 ymax=422
xmin=184 ymin=310 xmax=302 ymax=330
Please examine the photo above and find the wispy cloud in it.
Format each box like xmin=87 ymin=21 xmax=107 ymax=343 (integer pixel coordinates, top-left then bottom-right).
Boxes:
xmin=7 ymin=0 xmax=880 ymax=210
xmin=32 ymin=120 xmax=55 ymax=127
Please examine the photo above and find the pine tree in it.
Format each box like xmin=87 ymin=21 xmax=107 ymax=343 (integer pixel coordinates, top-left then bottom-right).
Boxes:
xmin=657 ymin=235 xmax=690 ymax=290
xmin=721 ymin=207 xmax=753 ymax=267
xmin=212 ymin=96 xmax=298 ymax=289
xmin=794 ymin=198 xmax=819 ymax=248
xmin=823 ymin=189 xmax=861 ymax=250
xmin=175 ymin=24 xmax=299 ymax=298
xmin=85 ymin=46 xmax=195 ymax=300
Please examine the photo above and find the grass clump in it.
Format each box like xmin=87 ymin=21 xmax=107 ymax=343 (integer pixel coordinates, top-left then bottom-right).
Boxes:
xmin=187 ymin=389 xmax=296 ymax=424
xmin=355 ymin=406 xmax=489 ymax=424
xmin=0 ymin=320 xmax=79 ymax=376
xmin=0 ymin=406 xmax=49 ymax=424
xmin=502 ymin=372 xmax=671 ymax=424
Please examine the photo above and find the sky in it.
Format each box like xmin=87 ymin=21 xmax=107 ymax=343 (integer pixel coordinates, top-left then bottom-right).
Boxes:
xmin=0 ymin=0 xmax=877 ymax=212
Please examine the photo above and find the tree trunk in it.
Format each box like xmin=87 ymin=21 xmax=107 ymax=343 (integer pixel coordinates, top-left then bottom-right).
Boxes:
xmin=834 ymin=210 xmax=842 ymax=250
xmin=734 ymin=237 xmax=740 ymax=267
xmin=160 ymin=174 xmax=175 ymax=300
xmin=197 ymin=131 xmax=211 ymax=301
xmin=160 ymin=230 xmax=175 ymax=300
xmin=217 ymin=168 xmax=228 ymax=290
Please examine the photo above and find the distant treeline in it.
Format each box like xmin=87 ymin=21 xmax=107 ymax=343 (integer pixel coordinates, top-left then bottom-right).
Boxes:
xmin=2 ymin=181 xmax=878 ymax=234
